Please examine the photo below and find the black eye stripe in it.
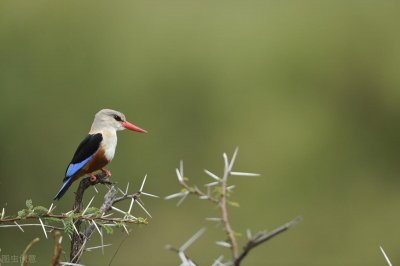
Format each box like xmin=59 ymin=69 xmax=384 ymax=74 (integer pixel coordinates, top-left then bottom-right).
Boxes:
xmin=113 ymin=115 xmax=122 ymax=121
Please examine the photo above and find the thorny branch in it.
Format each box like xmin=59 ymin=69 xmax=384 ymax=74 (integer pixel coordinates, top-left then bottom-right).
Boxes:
xmin=234 ymin=216 xmax=302 ymax=266
xmin=219 ymin=152 xmax=239 ymax=259
xmin=0 ymin=171 xmax=157 ymax=265
xmin=70 ymin=172 xmax=111 ymax=263
xmin=166 ymin=148 xmax=301 ymax=265
xmin=0 ymin=212 xmax=145 ymax=225
xmin=70 ymin=172 xmax=157 ymax=264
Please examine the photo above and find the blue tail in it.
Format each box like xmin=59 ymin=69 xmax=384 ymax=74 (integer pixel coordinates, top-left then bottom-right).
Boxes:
xmin=54 ymin=177 xmax=73 ymax=200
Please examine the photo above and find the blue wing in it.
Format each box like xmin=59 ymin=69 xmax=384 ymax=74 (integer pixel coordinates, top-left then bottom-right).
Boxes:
xmin=55 ymin=133 xmax=103 ymax=200
xmin=63 ymin=133 xmax=103 ymax=181
xmin=65 ymin=155 xmax=94 ymax=177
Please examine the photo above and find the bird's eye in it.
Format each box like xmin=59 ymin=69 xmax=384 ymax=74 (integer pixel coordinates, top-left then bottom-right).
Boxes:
xmin=113 ymin=115 xmax=122 ymax=122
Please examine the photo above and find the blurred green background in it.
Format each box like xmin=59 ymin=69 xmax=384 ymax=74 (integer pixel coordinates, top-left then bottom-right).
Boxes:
xmin=1 ymin=1 xmax=400 ymax=265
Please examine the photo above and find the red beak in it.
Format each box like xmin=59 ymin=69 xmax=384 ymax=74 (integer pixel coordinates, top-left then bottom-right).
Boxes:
xmin=121 ymin=121 xmax=147 ymax=133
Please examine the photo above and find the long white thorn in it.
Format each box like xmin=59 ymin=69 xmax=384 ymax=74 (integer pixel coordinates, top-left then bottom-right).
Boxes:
xmin=165 ymin=191 xmax=187 ymax=200
xmin=1 ymin=208 xmax=5 ymax=219
xmin=60 ymin=262 xmax=85 ymax=266
xmin=85 ymin=244 xmax=112 ymax=252
xmin=92 ymin=220 xmax=102 ymax=237
xmin=204 ymin=169 xmax=221 ymax=181
xmin=230 ymin=171 xmax=260 ymax=177
xmin=246 ymin=229 xmax=252 ymax=240
xmin=206 ymin=217 xmax=222 ymax=222
xmin=141 ymin=192 xmax=159 ymax=198
xmin=176 ymin=168 xmax=183 ymax=183
xmin=212 ymin=255 xmax=225 ymax=266
xmin=227 ymin=185 xmax=235 ymax=192
xmin=223 ymin=153 xmax=229 ymax=170
xmin=39 ymin=218 xmax=48 ymax=239
xmin=380 ymin=246 xmax=393 ymax=266
xmin=204 ymin=181 xmax=219 ymax=187
xmin=216 ymin=241 xmax=231 ymax=248
xmin=140 ymin=174 xmax=148 ymax=191
xmin=128 ymin=198 xmax=135 ymax=214
xmin=122 ymin=224 xmax=129 ymax=235
xmin=178 ymin=251 xmax=189 ymax=265
xmin=48 ymin=203 xmax=54 ymax=214
xmin=82 ymin=196 xmax=95 ymax=215
xmin=180 ymin=228 xmax=206 ymax=252
xmin=111 ymin=206 xmax=127 ymax=216
xmin=176 ymin=191 xmax=189 ymax=207
xmin=136 ymin=200 xmax=152 ymax=218
xmin=72 ymin=222 xmax=80 ymax=236
xmin=14 ymin=221 xmax=24 ymax=232
xmin=125 ymin=182 xmax=130 ymax=195
xmin=180 ymin=160 xmax=184 ymax=178
xmin=93 ymin=186 xmax=99 ymax=194
xmin=101 ymin=213 xmax=114 ymax=218
xmin=117 ymin=187 xmax=125 ymax=195
xmin=228 ymin=147 xmax=239 ymax=171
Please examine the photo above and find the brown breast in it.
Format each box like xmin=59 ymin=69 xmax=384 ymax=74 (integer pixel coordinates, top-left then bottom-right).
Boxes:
xmin=72 ymin=147 xmax=109 ymax=181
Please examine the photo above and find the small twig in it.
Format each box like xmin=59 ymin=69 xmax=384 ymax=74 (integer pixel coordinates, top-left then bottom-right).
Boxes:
xmin=0 ymin=223 xmax=64 ymax=230
xmin=219 ymin=151 xmax=239 ymax=259
xmin=21 ymin=237 xmax=40 ymax=266
xmin=234 ymin=216 xmax=302 ymax=265
xmin=108 ymin=233 xmax=129 ymax=265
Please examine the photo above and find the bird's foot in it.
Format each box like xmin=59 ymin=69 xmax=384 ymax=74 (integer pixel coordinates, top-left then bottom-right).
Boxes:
xmin=101 ymin=168 xmax=111 ymax=177
xmin=89 ymin=173 xmax=97 ymax=182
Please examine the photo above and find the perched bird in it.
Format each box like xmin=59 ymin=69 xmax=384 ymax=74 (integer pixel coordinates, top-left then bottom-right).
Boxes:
xmin=54 ymin=109 xmax=146 ymax=200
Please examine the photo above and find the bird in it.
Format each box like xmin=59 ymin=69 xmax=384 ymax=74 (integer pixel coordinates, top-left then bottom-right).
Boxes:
xmin=54 ymin=109 xmax=146 ymax=200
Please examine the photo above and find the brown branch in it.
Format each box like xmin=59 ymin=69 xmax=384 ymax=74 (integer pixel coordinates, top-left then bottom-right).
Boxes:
xmin=219 ymin=177 xmax=239 ymax=259
xmin=83 ymin=186 xmax=117 ymax=238
xmin=69 ymin=173 xmax=146 ymax=264
xmin=21 ymin=237 xmax=40 ymax=266
xmin=70 ymin=172 xmax=111 ymax=263
xmin=0 ymin=213 xmax=145 ymax=224
xmin=51 ymin=230 xmax=62 ymax=266
xmin=71 ymin=187 xmax=119 ymax=263
xmin=234 ymin=216 xmax=302 ymax=266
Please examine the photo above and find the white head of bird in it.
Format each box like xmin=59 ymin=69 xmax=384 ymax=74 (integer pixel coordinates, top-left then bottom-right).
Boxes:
xmin=90 ymin=109 xmax=147 ymax=133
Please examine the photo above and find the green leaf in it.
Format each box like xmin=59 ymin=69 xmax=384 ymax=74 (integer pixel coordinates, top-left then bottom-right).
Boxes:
xmin=84 ymin=207 xmax=101 ymax=217
xmin=33 ymin=206 xmax=49 ymax=216
xmin=17 ymin=209 xmax=29 ymax=219
xmin=137 ymin=217 xmax=148 ymax=224
xmin=26 ymin=199 xmax=33 ymax=210
xmin=63 ymin=218 xmax=74 ymax=237
xmin=228 ymin=201 xmax=240 ymax=208
xmin=102 ymin=224 xmax=113 ymax=234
